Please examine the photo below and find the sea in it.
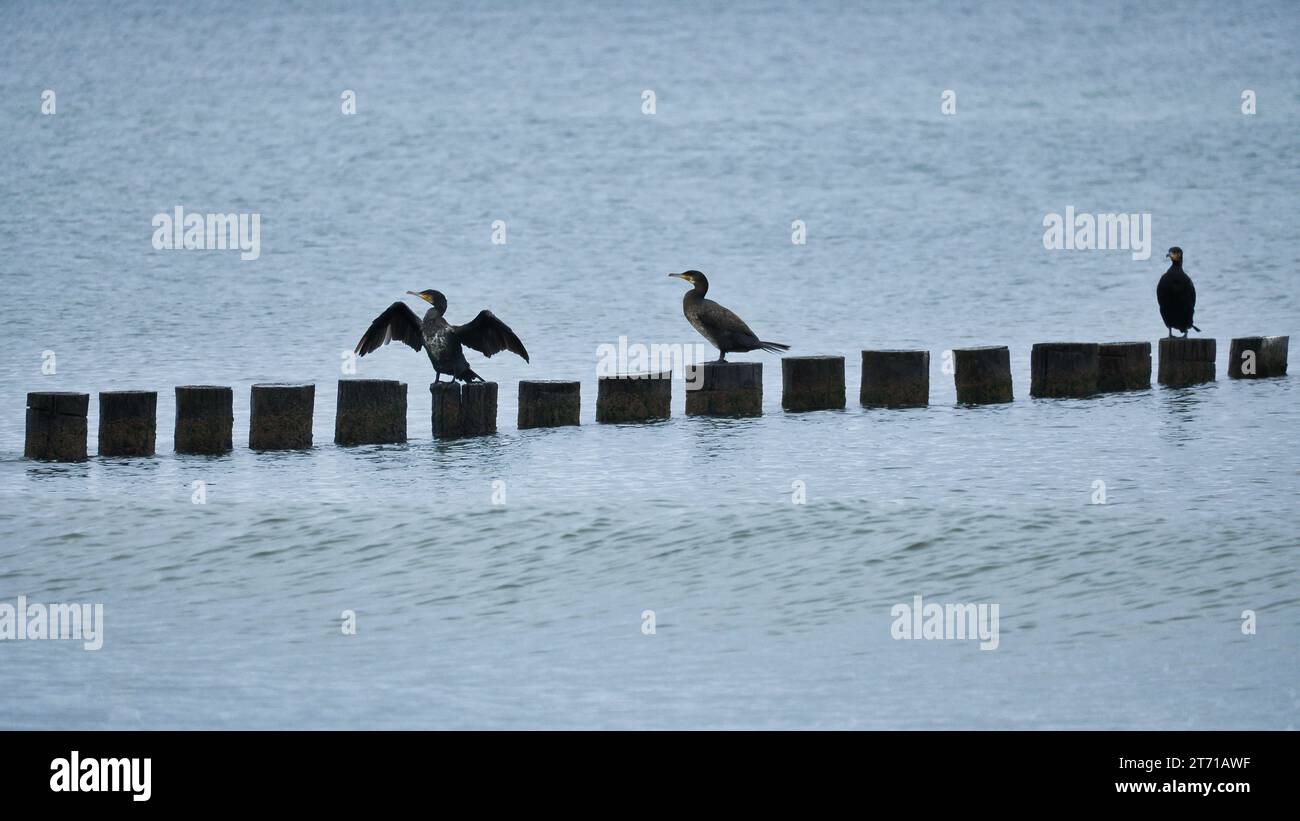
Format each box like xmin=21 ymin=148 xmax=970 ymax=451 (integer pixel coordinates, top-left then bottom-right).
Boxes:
xmin=0 ymin=0 xmax=1297 ymax=728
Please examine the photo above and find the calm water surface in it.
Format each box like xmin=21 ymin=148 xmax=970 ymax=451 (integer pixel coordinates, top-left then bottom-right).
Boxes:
xmin=0 ymin=0 xmax=1297 ymax=728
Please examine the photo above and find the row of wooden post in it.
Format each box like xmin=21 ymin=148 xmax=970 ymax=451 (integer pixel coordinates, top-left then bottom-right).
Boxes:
xmin=21 ymin=335 xmax=1289 ymax=461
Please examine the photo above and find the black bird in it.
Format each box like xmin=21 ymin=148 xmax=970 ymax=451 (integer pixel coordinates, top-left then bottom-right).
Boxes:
xmin=354 ymin=290 xmax=528 ymax=382
xmin=668 ymin=270 xmax=789 ymax=362
xmin=1156 ymin=247 xmax=1201 ymax=337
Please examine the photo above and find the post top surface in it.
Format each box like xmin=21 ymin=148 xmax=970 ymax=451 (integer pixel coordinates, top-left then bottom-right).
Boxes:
xmin=598 ymin=371 xmax=672 ymax=380
xmin=781 ymin=355 xmax=844 ymax=361
xmin=1230 ymin=334 xmax=1289 ymax=343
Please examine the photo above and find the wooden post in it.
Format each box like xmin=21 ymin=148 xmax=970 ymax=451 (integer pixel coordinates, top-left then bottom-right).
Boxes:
xmin=249 ymin=383 xmax=315 ymax=450
xmin=953 ymin=346 xmax=1013 ymax=404
xmin=1098 ymin=342 xmax=1151 ymax=392
xmin=860 ymin=350 xmax=929 ymax=407
xmin=684 ymin=362 xmax=762 ymax=417
xmin=335 ymin=379 xmax=406 ymax=445
xmin=1030 ymin=342 xmax=1099 ymax=398
xmin=98 ymin=391 xmax=157 ymax=456
xmin=1228 ymin=336 xmax=1289 ymax=379
xmin=596 ymin=371 xmax=671 ymax=423
xmin=781 ymin=356 xmax=845 ymax=412
xmin=431 ymin=381 xmax=498 ymax=438
xmin=518 ymin=380 xmax=580 ymax=429
xmin=25 ymin=392 xmax=88 ymax=462
xmin=1158 ymin=338 xmax=1215 ymax=387
xmin=174 ymin=385 xmax=233 ymax=454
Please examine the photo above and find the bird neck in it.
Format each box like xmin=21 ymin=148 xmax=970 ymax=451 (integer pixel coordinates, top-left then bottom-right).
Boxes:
xmin=1167 ymin=260 xmax=1183 ymax=274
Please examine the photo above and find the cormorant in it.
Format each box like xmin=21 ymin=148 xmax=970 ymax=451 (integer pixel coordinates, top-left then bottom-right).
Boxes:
xmin=354 ymin=290 xmax=528 ymax=382
xmin=668 ymin=270 xmax=789 ymax=362
xmin=1156 ymin=247 xmax=1201 ymax=337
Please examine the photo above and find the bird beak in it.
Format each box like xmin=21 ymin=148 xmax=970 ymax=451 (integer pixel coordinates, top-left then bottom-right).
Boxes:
xmin=406 ymin=290 xmax=432 ymax=303
xmin=1165 ymin=253 xmax=1171 ymax=261
xmin=668 ymin=272 xmax=684 ymax=279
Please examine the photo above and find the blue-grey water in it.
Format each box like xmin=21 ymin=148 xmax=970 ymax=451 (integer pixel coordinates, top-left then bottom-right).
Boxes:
xmin=1 ymin=1 xmax=1297 ymax=729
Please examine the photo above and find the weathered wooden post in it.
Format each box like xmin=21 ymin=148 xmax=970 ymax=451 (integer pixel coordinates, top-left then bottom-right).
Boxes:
xmin=596 ymin=371 xmax=672 ymax=423
xmin=335 ymin=379 xmax=406 ymax=445
xmin=1158 ymin=338 xmax=1215 ymax=386
xmin=25 ymin=391 xmax=88 ymax=462
xmin=98 ymin=391 xmax=157 ymax=456
xmin=174 ymin=385 xmax=233 ymax=454
xmin=953 ymin=346 xmax=1013 ymax=404
xmin=1228 ymin=336 xmax=1289 ymax=379
xmin=249 ymin=383 xmax=315 ymax=450
xmin=431 ymin=381 xmax=497 ymax=438
xmin=1098 ymin=342 xmax=1151 ymax=392
xmin=684 ymin=362 xmax=762 ymax=416
xmin=517 ymin=380 xmax=580 ymax=429
xmin=1030 ymin=342 xmax=1099 ymax=398
xmin=860 ymin=350 xmax=929 ymax=407
xmin=781 ymin=356 xmax=845 ymax=412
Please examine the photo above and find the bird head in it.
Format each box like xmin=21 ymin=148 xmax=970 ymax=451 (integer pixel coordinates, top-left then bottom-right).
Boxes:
xmin=668 ymin=270 xmax=708 ymax=290
xmin=407 ymin=289 xmax=448 ymax=316
xmin=1165 ymin=247 xmax=1183 ymax=264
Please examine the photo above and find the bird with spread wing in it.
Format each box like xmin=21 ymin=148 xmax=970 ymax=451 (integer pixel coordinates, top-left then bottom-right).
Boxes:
xmin=354 ymin=289 xmax=529 ymax=382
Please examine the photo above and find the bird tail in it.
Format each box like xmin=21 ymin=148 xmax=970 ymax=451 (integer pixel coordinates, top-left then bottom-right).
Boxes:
xmin=459 ymin=368 xmax=484 ymax=382
xmin=759 ymin=341 xmax=790 ymax=353
xmin=1192 ymin=325 xmax=1201 ymax=332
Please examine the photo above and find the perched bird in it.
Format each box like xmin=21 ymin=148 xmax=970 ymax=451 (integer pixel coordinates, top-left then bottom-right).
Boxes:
xmin=1156 ymin=247 xmax=1201 ymax=337
xmin=668 ymin=270 xmax=789 ymax=362
xmin=354 ymin=289 xmax=528 ymax=382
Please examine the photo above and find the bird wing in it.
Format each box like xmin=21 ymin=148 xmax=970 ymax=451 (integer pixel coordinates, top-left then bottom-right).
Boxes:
xmin=354 ymin=301 xmax=425 ymax=356
xmin=454 ymin=310 xmax=529 ymax=362
xmin=702 ymin=299 xmax=761 ymax=342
